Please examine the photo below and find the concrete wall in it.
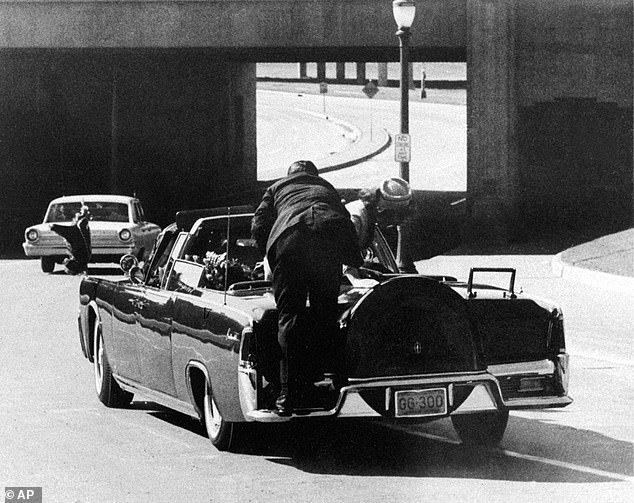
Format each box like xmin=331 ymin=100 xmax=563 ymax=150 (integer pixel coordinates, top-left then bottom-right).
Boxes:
xmin=467 ymin=0 xmax=632 ymax=241
xmin=0 ymin=51 xmax=256 ymax=254
xmin=0 ymin=0 xmax=631 ymax=255
xmin=0 ymin=0 xmax=466 ymax=56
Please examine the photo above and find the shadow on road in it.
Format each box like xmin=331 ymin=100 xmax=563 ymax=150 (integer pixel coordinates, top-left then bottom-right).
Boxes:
xmin=139 ymin=403 xmax=632 ymax=484
xmin=262 ymin=418 xmax=632 ymax=483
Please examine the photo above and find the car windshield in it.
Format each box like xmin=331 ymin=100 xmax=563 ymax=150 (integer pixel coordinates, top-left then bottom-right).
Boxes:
xmin=46 ymin=202 xmax=129 ymax=223
xmin=172 ymin=216 xmax=265 ymax=291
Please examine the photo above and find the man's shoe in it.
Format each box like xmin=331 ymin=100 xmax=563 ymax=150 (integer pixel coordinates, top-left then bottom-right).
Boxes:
xmin=261 ymin=384 xmax=280 ymax=410
xmin=275 ymin=394 xmax=293 ymax=416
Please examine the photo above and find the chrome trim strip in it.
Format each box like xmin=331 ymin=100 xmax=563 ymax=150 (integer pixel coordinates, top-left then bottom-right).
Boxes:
xmin=115 ymin=374 xmax=198 ymax=418
xmin=488 ymin=359 xmax=555 ymax=377
xmin=348 ymin=371 xmax=492 ymax=387
xmin=451 ymin=383 xmax=498 ymax=414
xmin=502 ymin=395 xmax=573 ymax=409
xmin=238 ymin=368 xmax=257 ymax=421
xmin=338 ymin=391 xmax=382 ymax=417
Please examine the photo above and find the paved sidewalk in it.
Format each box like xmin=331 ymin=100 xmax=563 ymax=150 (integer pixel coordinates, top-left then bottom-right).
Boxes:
xmin=552 ymin=228 xmax=633 ymax=292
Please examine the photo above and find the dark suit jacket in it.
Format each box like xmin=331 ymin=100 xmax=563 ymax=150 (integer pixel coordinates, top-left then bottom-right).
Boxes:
xmin=251 ymin=173 xmax=362 ymax=267
xmin=50 ymin=217 xmax=92 ymax=264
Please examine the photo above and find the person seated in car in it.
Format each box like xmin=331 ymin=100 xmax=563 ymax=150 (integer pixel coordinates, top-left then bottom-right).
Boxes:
xmin=344 ymin=177 xmax=412 ymax=279
xmin=202 ymin=245 xmax=248 ymax=290
xmin=346 ymin=177 xmax=412 ymax=249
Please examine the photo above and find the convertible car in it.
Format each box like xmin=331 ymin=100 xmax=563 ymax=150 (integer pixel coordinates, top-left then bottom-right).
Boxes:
xmin=78 ymin=205 xmax=571 ymax=451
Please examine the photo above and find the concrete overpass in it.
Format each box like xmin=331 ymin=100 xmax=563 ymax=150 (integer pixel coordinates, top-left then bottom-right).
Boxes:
xmin=0 ymin=0 xmax=631 ymax=254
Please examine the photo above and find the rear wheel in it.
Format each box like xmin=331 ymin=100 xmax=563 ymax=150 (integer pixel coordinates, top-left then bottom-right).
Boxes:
xmin=451 ymin=411 xmax=509 ymax=446
xmin=93 ymin=321 xmax=133 ymax=408
xmin=203 ymin=383 xmax=235 ymax=451
xmin=41 ymin=257 xmax=55 ymax=273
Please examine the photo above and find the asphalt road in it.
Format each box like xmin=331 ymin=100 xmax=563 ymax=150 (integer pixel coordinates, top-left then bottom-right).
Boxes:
xmin=256 ymin=89 xmax=467 ymax=191
xmin=0 ymin=260 xmax=631 ymax=503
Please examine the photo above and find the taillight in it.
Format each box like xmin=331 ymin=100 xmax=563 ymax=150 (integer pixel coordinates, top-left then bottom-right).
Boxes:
xmin=119 ymin=229 xmax=132 ymax=241
xmin=239 ymin=327 xmax=255 ymax=368
xmin=548 ymin=307 xmax=565 ymax=352
xmin=26 ymin=229 xmax=39 ymax=242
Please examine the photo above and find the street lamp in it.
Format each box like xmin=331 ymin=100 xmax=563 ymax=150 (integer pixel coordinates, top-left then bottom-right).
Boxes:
xmin=393 ymin=0 xmax=416 ymax=272
xmin=393 ymin=0 xmax=415 ymax=181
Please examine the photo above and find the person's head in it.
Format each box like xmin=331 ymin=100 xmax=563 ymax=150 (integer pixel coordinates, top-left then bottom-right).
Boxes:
xmin=377 ymin=177 xmax=411 ymax=211
xmin=75 ymin=205 xmax=91 ymax=221
xmin=359 ymin=177 xmax=411 ymax=208
xmin=287 ymin=160 xmax=319 ymax=177
xmin=362 ymin=177 xmax=411 ymax=225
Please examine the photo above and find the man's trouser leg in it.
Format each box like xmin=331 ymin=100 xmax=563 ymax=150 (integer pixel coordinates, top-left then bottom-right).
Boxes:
xmin=271 ymin=230 xmax=309 ymax=402
xmin=306 ymin=236 xmax=344 ymax=384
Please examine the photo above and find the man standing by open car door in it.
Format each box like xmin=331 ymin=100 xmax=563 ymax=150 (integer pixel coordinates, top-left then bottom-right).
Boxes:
xmin=50 ymin=205 xmax=92 ymax=274
xmin=252 ymin=160 xmax=362 ymax=416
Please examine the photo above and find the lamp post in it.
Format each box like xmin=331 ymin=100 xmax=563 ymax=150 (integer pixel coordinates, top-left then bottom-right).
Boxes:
xmin=393 ymin=0 xmax=416 ymax=273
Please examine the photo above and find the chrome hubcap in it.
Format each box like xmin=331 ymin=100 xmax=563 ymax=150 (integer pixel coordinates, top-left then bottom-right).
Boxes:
xmin=94 ymin=326 xmax=103 ymax=393
xmin=204 ymin=388 xmax=222 ymax=439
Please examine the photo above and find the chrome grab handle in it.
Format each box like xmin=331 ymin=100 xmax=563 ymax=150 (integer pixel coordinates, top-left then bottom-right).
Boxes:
xmin=128 ymin=298 xmax=149 ymax=309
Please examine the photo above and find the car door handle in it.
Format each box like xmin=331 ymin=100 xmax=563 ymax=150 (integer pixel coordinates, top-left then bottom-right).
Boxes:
xmin=128 ymin=298 xmax=149 ymax=310
xmin=226 ymin=329 xmax=240 ymax=343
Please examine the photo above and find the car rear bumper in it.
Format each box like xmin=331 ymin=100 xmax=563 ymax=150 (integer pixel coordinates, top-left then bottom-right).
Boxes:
xmin=243 ymin=356 xmax=572 ymax=422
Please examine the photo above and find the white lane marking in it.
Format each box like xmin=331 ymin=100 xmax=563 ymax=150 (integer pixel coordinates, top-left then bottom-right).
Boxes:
xmin=569 ymin=350 xmax=633 ymax=368
xmin=498 ymin=448 xmax=634 ymax=483
xmin=378 ymin=423 xmax=634 ymax=483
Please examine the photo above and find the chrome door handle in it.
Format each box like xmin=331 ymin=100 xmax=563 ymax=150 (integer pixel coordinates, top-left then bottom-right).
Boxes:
xmin=128 ymin=298 xmax=149 ymax=309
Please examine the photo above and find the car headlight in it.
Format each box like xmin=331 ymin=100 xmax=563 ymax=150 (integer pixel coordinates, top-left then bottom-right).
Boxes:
xmin=119 ymin=229 xmax=132 ymax=241
xmin=26 ymin=229 xmax=39 ymax=242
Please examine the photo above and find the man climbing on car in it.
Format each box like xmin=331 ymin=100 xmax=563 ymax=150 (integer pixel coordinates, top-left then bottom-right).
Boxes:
xmin=252 ymin=160 xmax=362 ymax=416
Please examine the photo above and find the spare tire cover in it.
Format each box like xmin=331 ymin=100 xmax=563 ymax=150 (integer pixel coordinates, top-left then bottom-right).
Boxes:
xmin=345 ymin=276 xmax=482 ymax=378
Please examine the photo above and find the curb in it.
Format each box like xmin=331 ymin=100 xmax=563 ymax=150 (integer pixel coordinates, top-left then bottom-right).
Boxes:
xmin=318 ymin=128 xmax=391 ymax=174
xmin=281 ymin=108 xmax=392 ymax=175
xmin=551 ymin=253 xmax=634 ymax=294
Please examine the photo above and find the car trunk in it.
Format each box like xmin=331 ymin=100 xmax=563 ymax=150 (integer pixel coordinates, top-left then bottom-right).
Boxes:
xmin=343 ymin=277 xmax=483 ymax=378
xmin=467 ymin=298 xmax=559 ymax=365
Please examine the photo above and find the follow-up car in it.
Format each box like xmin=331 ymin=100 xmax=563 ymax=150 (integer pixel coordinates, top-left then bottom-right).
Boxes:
xmin=78 ymin=206 xmax=571 ymax=451
xmin=23 ymin=194 xmax=161 ymax=273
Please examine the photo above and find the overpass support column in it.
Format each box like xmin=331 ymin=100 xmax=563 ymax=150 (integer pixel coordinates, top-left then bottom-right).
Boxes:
xmin=377 ymin=62 xmax=388 ymax=87
xmin=466 ymin=0 xmax=518 ymax=243
xmin=356 ymin=63 xmax=366 ymax=84
xmin=298 ymin=62 xmax=308 ymax=79
xmin=336 ymin=62 xmax=346 ymax=82
xmin=317 ymin=62 xmax=326 ymax=82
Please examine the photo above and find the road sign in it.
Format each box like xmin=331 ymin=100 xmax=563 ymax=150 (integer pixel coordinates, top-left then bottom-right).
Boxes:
xmin=394 ymin=133 xmax=411 ymax=162
xmin=362 ymin=81 xmax=379 ymax=99
xmin=319 ymin=81 xmax=328 ymax=94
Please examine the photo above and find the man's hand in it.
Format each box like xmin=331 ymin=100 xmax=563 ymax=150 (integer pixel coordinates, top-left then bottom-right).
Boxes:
xmin=357 ymin=267 xmax=384 ymax=281
xmin=343 ymin=266 xmax=382 ymax=287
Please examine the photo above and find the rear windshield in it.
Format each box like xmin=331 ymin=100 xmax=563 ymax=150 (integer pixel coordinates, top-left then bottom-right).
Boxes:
xmin=45 ymin=202 xmax=129 ymax=223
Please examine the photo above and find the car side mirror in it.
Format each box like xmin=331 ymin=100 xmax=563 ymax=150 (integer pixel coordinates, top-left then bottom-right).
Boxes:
xmin=119 ymin=253 xmax=139 ymax=273
xmin=128 ymin=265 xmax=144 ymax=284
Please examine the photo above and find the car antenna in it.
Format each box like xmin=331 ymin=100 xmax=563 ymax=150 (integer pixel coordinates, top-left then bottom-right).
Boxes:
xmin=223 ymin=206 xmax=231 ymax=305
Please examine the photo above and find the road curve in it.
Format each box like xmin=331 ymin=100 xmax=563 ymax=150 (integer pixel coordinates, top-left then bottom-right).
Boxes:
xmin=257 ymin=89 xmax=467 ymax=191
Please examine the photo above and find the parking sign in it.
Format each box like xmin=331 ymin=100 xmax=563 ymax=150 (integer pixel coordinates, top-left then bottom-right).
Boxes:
xmin=394 ymin=133 xmax=411 ymax=162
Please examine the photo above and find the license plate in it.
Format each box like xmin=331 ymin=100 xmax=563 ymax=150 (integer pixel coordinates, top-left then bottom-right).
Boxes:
xmin=395 ymin=388 xmax=447 ymax=418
